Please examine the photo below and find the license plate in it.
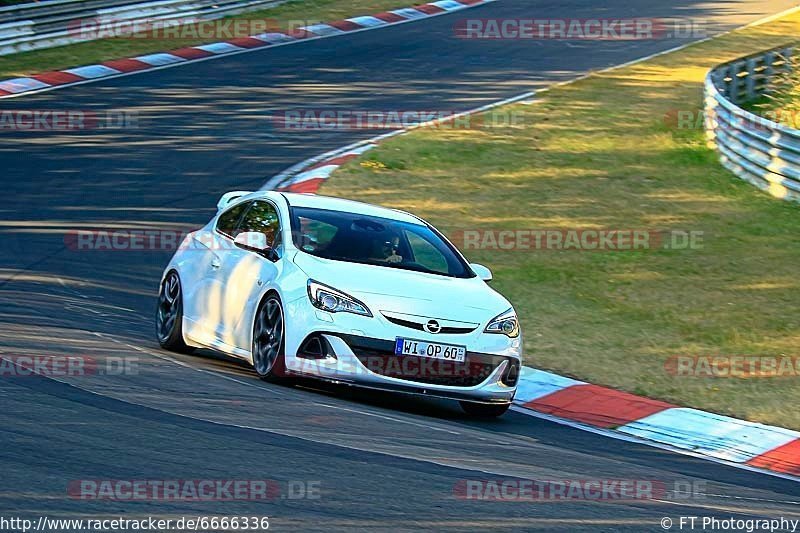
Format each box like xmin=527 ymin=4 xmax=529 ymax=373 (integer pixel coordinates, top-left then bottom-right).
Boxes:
xmin=394 ymin=337 xmax=466 ymax=362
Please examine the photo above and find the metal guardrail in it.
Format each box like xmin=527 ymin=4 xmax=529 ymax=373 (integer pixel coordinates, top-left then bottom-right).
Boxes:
xmin=0 ymin=0 xmax=284 ymax=55
xmin=705 ymin=44 xmax=800 ymax=202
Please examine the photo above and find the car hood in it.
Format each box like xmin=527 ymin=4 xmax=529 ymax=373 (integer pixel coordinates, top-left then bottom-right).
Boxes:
xmin=292 ymin=251 xmax=511 ymax=323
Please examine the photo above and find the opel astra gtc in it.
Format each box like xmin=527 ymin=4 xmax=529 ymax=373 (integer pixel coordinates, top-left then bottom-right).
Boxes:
xmin=156 ymin=191 xmax=521 ymax=417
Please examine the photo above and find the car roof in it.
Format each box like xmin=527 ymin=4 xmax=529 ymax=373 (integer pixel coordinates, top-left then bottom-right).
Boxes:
xmin=277 ymin=192 xmax=424 ymax=225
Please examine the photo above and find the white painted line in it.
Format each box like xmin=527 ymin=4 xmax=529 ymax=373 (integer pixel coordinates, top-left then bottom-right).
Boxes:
xmin=316 ymin=402 xmax=462 ymax=435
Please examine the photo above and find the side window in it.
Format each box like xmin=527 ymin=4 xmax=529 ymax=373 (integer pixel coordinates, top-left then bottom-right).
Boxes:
xmin=216 ymin=201 xmax=250 ymax=237
xmin=239 ymin=201 xmax=282 ymax=249
xmin=297 ymin=216 xmax=338 ymax=253
xmin=404 ymin=230 xmax=449 ymax=274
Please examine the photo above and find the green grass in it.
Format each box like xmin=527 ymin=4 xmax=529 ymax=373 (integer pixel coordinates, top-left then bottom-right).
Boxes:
xmin=0 ymin=0 xmax=411 ymax=79
xmin=322 ymin=13 xmax=800 ymax=428
xmin=743 ymin=50 xmax=800 ymax=124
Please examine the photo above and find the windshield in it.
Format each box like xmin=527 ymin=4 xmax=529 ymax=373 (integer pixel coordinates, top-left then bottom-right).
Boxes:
xmin=290 ymin=206 xmax=473 ymax=278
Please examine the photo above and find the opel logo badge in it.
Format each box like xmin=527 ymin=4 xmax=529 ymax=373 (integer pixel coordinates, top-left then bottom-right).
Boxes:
xmin=424 ymin=320 xmax=442 ymax=334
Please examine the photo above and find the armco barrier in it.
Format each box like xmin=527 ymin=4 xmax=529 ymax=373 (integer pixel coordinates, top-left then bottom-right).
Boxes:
xmin=0 ymin=0 xmax=285 ymax=55
xmin=705 ymin=44 xmax=800 ymax=202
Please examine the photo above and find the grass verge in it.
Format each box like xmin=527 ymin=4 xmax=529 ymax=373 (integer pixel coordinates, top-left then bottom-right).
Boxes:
xmin=744 ymin=50 xmax=800 ymax=121
xmin=0 ymin=0 xmax=411 ymax=79
xmin=322 ymin=13 xmax=800 ymax=428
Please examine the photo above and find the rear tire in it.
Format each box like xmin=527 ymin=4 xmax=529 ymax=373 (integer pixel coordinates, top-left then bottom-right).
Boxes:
xmin=252 ymin=294 xmax=287 ymax=382
xmin=460 ymin=401 xmax=510 ymax=418
xmin=155 ymin=271 xmax=193 ymax=353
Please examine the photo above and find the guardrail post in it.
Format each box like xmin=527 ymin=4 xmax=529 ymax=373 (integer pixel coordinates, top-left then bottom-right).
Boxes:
xmin=763 ymin=51 xmax=775 ymax=92
xmin=729 ymin=61 xmax=742 ymax=104
xmin=745 ymin=57 xmax=757 ymax=101
xmin=715 ymin=65 xmax=729 ymax=99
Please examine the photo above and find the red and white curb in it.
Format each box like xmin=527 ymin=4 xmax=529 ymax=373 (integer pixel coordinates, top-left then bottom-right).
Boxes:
xmin=264 ymin=138 xmax=387 ymax=193
xmin=0 ymin=0 xmax=492 ymax=99
xmin=514 ymin=368 xmax=800 ymax=479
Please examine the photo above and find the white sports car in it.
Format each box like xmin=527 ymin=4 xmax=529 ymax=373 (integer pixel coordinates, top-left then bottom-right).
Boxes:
xmin=156 ymin=191 xmax=522 ymax=417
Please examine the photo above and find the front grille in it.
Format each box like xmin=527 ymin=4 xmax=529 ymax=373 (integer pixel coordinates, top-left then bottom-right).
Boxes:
xmin=382 ymin=314 xmax=477 ymax=334
xmin=339 ymin=334 xmax=516 ymax=388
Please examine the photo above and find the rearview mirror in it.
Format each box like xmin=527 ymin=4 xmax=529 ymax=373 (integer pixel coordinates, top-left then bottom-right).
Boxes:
xmin=471 ymin=263 xmax=493 ymax=282
xmin=234 ymin=232 xmax=272 ymax=256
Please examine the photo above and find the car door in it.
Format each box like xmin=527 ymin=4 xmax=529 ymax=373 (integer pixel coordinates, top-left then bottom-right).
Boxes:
xmin=182 ymin=201 xmax=250 ymax=346
xmin=214 ymin=200 xmax=283 ymax=352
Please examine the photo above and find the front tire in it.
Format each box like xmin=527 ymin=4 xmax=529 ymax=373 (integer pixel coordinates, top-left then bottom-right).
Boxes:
xmin=460 ymin=401 xmax=511 ymax=418
xmin=156 ymin=271 xmax=193 ymax=353
xmin=252 ymin=294 xmax=286 ymax=381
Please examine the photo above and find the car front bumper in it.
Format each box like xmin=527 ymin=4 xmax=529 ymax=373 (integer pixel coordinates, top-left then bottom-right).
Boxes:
xmin=283 ymin=296 xmax=521 ymax=404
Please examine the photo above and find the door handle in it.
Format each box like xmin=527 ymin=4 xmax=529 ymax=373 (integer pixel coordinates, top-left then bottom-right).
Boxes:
xmin=211 ymin=258 xmax=221 ymax=270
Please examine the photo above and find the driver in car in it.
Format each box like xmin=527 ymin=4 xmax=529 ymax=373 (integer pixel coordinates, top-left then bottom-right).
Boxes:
xmin=371 ymin=236 xmax=403 ymax=264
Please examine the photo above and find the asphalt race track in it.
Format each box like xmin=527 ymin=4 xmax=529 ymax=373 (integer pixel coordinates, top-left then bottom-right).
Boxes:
xmin=2 ymin=0 xmax=800 ymax=530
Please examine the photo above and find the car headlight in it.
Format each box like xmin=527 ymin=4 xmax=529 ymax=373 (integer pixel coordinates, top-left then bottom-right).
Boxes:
xmin=484 ymin=308 xmax=519 ymax=338
xmin=307 ymin=280 xmax=372 ymax=317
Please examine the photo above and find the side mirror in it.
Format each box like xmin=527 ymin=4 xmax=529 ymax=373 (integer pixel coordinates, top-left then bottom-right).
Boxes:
xmin=471 ymin=263 xmax=493 ymax=282
xmin=234 ymin=232 xmax=273 ymax=257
